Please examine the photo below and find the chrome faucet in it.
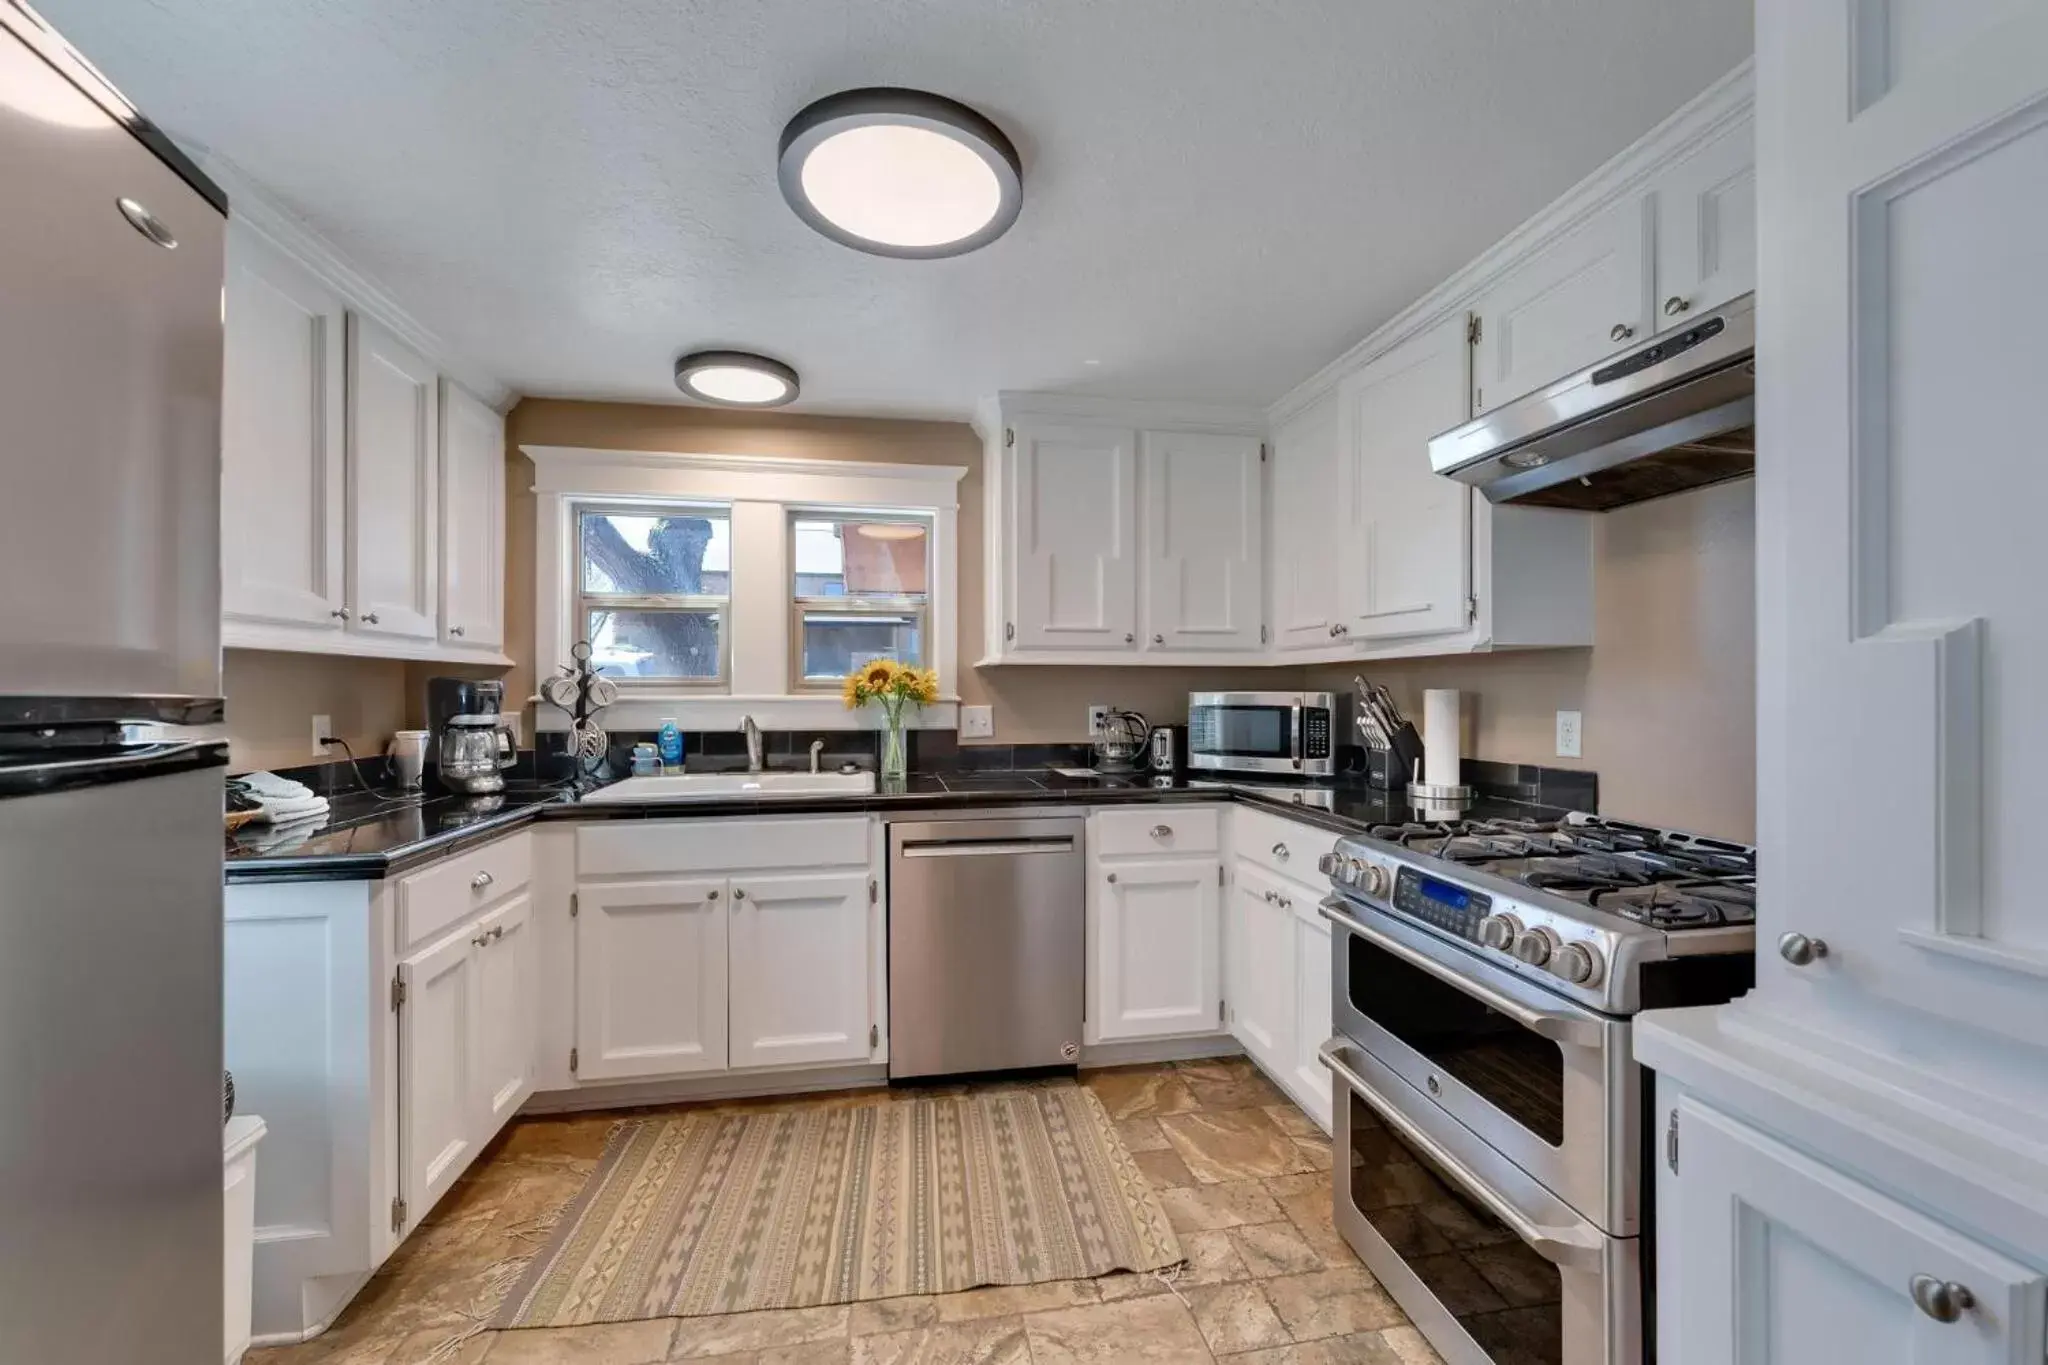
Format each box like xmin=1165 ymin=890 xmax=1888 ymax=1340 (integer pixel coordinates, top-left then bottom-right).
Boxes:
xmin=741 ymin=715 xmax=763 ymax=772
xmin=809 ymin=739 xmax=825 ymax=774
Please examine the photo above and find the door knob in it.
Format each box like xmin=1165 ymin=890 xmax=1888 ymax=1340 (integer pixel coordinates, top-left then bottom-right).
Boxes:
xmin=1778 ymin=932 xmax=1828 ymax=966
xmin=1610 ymin=323 xmax=1635 ymax=343
xmin=1663 ymin=295 xmax=1692 ymax=317
xmin=1909 ymin=1275 xmax=1974 ymax=1323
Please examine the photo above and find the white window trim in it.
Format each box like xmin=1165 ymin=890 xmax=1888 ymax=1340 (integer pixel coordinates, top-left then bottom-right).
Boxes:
xmin=526 ymin=445 xmax=966 ymax=732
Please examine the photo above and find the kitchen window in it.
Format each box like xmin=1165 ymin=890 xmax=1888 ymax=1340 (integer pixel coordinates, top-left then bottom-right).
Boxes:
xmin=790 ymin=513 xmax=930 ymax=688
xmin=575 ymin=504 xmax=731 ymax=686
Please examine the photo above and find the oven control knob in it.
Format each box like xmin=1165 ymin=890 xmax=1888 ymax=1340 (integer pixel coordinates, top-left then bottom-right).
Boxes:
xmin=1477 ymin=914 xmax=1522 ymax=951
xmin=1353 ymin=862 xmax=1389 ymax=897
xmin=1511 ymin=926 xmax=1558 ymax=968
xmin=1549 ymin=941 xmax=1602 ymax=986
xmin=1317 ymin=852 xmax=1342 ymax=878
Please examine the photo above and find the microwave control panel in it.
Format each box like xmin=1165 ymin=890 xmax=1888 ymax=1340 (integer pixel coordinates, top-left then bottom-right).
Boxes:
xmin=1304 ymin=708 xmax=1330 ymax=759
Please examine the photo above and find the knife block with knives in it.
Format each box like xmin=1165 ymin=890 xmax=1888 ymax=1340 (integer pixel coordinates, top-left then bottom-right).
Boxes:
xmin=1353 ymin=677 xmax=1428 ymax=792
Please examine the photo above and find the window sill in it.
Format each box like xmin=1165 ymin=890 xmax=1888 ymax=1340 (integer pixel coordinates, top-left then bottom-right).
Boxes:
xmin=531 ymin=694 xmax=960 ymax=733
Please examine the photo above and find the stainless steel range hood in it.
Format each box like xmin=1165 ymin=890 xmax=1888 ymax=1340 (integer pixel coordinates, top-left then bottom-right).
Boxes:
xmin=1429 ymin=292 xmax=1755 ymax=511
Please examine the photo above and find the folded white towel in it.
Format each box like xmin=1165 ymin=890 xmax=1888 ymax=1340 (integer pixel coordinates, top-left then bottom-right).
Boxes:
xmin=255 ymin=795 xmax=330 ymax=824
xmin=239 ymin=771 xmax=315 ymax=801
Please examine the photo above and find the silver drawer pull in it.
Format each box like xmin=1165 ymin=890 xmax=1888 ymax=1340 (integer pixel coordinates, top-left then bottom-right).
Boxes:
xmin=1909 ymin=1275 xmax=1974 ymax=1323
xmin=1778 ymin=932 xmax=1827 ymax=966
xmin=1271 ymin=842 xmax=1289 ymax=860
xmin=470 ymin=871 xmax=493 ymax=891
xmin=1150 ymin=824 xmax=1173 ymax=838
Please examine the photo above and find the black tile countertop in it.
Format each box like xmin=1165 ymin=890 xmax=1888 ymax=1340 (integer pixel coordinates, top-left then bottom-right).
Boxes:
xmin=223 ymin=770 xmax=1564 ymax=884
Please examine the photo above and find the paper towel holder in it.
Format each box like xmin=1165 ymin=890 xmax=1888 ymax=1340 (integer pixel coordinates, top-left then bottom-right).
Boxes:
xmin=1405 ymin=758 xmax=1475 ymax=817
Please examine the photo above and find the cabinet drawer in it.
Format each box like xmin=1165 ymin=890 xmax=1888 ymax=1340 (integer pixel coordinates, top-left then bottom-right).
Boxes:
xmin=1094 ymin=807 xmax=1222 ymax=858
xmin=577 ymin=816 xmax=871 ymax=877
xmin=398 ymin=832 xmax=531 ymax=952
xmin=1232 ymin=807 xmax=1341 ymax=886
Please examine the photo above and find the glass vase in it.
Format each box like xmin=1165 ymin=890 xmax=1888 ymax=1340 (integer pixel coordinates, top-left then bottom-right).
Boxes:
xmin=880 ymin=708 xmax=908 ymax=784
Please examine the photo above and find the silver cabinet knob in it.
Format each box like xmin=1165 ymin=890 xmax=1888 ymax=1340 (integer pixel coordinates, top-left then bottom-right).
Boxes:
xmin=1778 ymin=932 xmax=1829 ymax=966
xmin=1909 ymin=1275 xmax=1974 ymax=1323
xmin=490 ymin=925 xmax=504 ymax=942
xmin=330 ymin=607 xmax=352 ymax=621
xmin=1664 ymin=295 xmax=1692 ymax=317
xmin=1123 ymin=633 xmax=1134 ymax=644
xmin=470 ymin=871 xmax=493 ymax=891
xmin=1106 ymin=872 xmax=1118 ymax=884
xmin=1150 ymin=825 xmax=1173 ymax=839
xmin=361 ymin=611 xmax=380 ymax=625
xmin=1271 ymin=842 xmax=1289 ymax=861
xmin=116 ymin=197 xmax=178 ymax=249
xmin=1264 ymin=889 xmax=1278 ymax=904
xmin=1151 ymin=633 xmax=1164 ymax=645
xmin=732 ymin=888 xmax=746 ymax=901
xmin=449 ymin=625 xmax=465 ymax=637
xmin=1611 ymin=323 xmax=1635 ymax=342
xmin=707 ymin=888 xmax=719 ymax=900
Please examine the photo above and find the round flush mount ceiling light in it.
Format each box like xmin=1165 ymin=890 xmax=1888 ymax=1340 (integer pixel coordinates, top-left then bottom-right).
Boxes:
xmin=674 ymin=350 xmax=800 ymax=407
xmin=778 ymin=88 xmax=1022 ymax=258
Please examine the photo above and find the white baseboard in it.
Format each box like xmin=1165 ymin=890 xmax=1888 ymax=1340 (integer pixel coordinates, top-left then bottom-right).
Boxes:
xmin=520 ymin=1063 xmax=891 ymax=1114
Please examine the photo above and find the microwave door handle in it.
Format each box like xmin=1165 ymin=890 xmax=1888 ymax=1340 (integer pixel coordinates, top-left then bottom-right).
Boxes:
xmin=1317 ymin=899 xmax=1604 ymax=1049
xmin=1289 ymin=708 xmax=1302 ymax=764
xmin=1318 ymin=1040 xmax=1607 ymax=1272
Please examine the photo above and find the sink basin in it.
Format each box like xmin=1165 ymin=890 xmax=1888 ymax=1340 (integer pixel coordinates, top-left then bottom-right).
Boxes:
xmin=579 ymin=771 xmax=877 ymax=804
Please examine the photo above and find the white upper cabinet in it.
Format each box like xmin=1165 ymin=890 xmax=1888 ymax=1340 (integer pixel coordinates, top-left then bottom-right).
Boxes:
xmin=1140 ymin=430 xmax=1264 ymax=652
xmin=1268 ymin=392 xmax=1341 ymax=650
xmin=345 ymin=313 xmax=439 ymax=643
xmin=727 ymin=871 xmax=874 ymax=1070
xmin=574 ymin=878 xmax=729 ymax=1081
xmin=1005 ymin=421 xmax=1138 ymax=652
xmin=1336 ymin=314 xmax=1475 ymax=642
xmin=221 ymin=223 xmax=347 ymax=632
xmin=1649 ymin=115 xmax=1756 ymax=324
xmin=1471 ymin=197 xmax=1654 ymax=415
xmin=437 ymin=381 xmax=505 ymax=653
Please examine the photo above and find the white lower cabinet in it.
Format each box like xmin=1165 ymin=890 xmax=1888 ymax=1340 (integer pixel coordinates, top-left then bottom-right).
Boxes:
xmin=1288 ymin=909 xmax=1333 ymax=1131
xmin=396 ymin=925 xmax=477 ymax=1227
xmin=574 ymin=878 xmax=729 ymax=1081
xmin=1090 ymin=853 xmax=1223 ymax=1041
xmin=1226 ymin=863 xmax=1297 ymax=1077
xmin=1661 ymin=1087 xmax=2046 ymax=1365
xmin=472 ymin=892 xmax=535 ymax=1132
xmin=728 ymin=871 xmax=874 ymax=1069
xmin=1224 ymin=809 xmax=1340 ymax=1131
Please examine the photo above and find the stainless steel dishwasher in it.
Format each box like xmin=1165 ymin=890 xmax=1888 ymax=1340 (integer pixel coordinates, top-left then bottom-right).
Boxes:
xmin=887 ymin=813 xmax=1085 ymax=1079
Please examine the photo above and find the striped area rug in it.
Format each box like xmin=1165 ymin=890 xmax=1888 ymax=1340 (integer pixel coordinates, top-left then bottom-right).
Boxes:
xmin=493 ymin=1086 xmax=1183 ymax=1328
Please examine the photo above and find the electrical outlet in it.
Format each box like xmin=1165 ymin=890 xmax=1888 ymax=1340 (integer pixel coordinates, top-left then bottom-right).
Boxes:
xmin=311 ymin=714 xmax=333 ymax=756
xmin=502 ymin=712 xmax=521 ymax=747
xmin=1555 ymin=710 xmax=1583 ymax=759
xmin=958 ymin=705 xmax=994 ymax=739
xmin=1087 ymin=704 xmax=1110 ymax=738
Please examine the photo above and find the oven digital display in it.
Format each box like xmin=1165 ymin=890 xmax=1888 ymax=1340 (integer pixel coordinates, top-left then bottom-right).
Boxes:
xmin=1417 ymin=876 xmax=1470 ymax=910
xmin=1392 ymin=867 xmax=1490 ymax=940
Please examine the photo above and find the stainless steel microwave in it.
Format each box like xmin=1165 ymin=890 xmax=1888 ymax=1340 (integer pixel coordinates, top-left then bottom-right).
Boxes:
xmin=1187 ymin=691 xmax=1347 ymax=777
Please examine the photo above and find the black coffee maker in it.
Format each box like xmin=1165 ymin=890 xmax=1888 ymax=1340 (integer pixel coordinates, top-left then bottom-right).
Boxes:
xmin=426 ymin=678 xmax=507 ymax=783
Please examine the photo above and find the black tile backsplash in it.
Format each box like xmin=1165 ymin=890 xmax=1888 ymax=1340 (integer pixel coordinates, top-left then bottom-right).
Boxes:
xmin=533 ymin=727 xmax=1100 ymax=780
xmin=1461 ymin=758 xmax=1599 ymax=813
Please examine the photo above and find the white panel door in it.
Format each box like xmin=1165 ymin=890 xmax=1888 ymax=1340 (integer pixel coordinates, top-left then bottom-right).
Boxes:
xmin=1007 ymin=422 xmax=1137 ymax=652
xmin=1140 ymin=430 xmax=1264 ymax=652
xmin=437 ymin=380 xmax=504 ymax=651
xmin=221 ymin=224 xmax=347 ymax=631
xmin=575 ymin=878 xmax=728 ymax=1080
xmin=345 ymin=313 xmax=439 ymax=641
xmin=397 ymin=926 xmax=476 ymax=1229
xmin=1471 ymin=197 xmax=1653 ymax=414
xmin=1651 ymin=115 xmax=1757 ymax=323
xmin=471 ymin=892 xmax=533 ymax=1135
xmin=1336 ymin=314 xmax=1473 ymax=641
xmin=1093 ymin=858 xmax=1220 ymax=1041
xmin=1289 ymin=908 xmax=1333 ymax=1132
xmin=728 ymin=871 xmax=873 ymax=1069
xmin=1669 ymin=1096 xmax=2044 ymax=1365
xmin=1225 ymin=863 xmax=1295 ymax=1078
xmin=1755 ymin=0 xmax=2048 ymax=1046
xmin=1268 ymin=392 xmax=1341 ymax=650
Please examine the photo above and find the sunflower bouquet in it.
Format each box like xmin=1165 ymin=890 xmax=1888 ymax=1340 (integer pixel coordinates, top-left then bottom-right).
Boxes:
xmin=841 ymin=658 xmax=939 ymax=780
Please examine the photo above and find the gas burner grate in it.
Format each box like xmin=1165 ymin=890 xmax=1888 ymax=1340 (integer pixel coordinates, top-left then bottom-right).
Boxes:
xmin=1598 ymin=879 xmax=1756 ymax=928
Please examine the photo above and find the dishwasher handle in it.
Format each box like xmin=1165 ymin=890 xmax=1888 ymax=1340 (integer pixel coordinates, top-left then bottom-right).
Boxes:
xmin=898 ymin=835 xmax=1078 ymax=858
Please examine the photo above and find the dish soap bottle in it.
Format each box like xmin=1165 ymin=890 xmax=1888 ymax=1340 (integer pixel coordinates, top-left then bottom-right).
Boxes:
xmin=656 ymin=717 xmax=684 ymax=769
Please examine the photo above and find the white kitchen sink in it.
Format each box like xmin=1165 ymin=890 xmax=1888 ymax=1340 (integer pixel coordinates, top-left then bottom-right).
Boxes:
xmin=578 ymin=770 xmax=877 ymax=803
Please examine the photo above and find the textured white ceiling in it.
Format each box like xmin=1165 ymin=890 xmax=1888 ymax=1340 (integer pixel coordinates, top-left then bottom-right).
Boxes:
xmin=43 ymin=0 xmax=1751 ymax=418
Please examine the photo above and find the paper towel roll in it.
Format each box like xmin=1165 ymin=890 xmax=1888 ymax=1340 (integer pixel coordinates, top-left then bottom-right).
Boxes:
xmin=1422 ymin=689 xmax=1462 ymax=789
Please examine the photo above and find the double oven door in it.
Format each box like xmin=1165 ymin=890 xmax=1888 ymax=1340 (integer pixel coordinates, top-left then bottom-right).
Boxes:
xmin=1319 ymin=894 xmax=1641 ymax=1365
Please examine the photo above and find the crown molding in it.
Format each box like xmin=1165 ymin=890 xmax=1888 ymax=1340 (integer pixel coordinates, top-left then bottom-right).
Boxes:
xmin=982 ymin=390 xmax=1267 ymax=435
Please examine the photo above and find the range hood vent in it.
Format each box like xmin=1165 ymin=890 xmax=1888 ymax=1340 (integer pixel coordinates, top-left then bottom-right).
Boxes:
xmin=1430 ymin=293 xmax=1756 ymax=511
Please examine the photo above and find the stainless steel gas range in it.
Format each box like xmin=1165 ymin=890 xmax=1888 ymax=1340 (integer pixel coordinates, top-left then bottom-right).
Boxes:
xmin=1315 ymin=812 xmax=1756 ymax=1365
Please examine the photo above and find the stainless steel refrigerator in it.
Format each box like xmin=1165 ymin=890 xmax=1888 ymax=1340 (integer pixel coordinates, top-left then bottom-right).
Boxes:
xmin=0 ymin=5 xmax=230 ymax=1361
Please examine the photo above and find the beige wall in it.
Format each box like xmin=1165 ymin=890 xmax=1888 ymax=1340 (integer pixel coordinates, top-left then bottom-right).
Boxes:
xmin=1304 ymin=479 xmax=1756 ymax=838
xmin=223 ymin=649 xmax=410 ymax=773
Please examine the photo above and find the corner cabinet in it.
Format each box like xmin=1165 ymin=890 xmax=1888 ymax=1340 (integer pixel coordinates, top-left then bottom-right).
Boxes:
xmin=979 ymin=399 xmax=1267 ymax=664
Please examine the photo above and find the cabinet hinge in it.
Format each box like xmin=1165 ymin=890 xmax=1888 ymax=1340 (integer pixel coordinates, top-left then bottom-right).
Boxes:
xmin=1466 ymin=594 xmax=1479 ymax=624
xmin=1218 ymin=999 xmax=1226 ymax=1026
xmin=1467 ymin=315 xmax=1481 ymax=345
xmin=1665 ymin=1108 xmax=1680 ymax=1174
xmin=1259 ymin=624 xmax=1268 ymax=644
xmin=868 ymin=878 xmax=877 ymax=905
xmin=569 ymin=1047 xmax=579 ymax=1074
xmin=1218 ymin=864 xmax=1225 ymax=887
xmin=390 ymin=972 xmax=406 ymax=1012
xmin=570 ymin=891 xmax=579 ymax=919
xmin=1004 ymin=621 xmax=1015 ymax=642
xmin=1004 ymin=427 xmax=1015 ymax=449
xmin=390 ymin=1196 xmax=407 ymax=1234
xmin=869 ymin=1024 xmax=879 ymax=1050
xmin=1259 ymin=442 xmax=1268 ymax=463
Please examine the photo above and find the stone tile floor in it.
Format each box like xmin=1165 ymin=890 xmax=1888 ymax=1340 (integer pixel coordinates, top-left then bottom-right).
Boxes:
xmin=248 ymin=1057 xmax=1441 ymax=1364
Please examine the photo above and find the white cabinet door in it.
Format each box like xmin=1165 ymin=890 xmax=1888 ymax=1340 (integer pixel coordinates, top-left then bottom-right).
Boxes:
xmin=1140 ymin=430 xmax=1264 ymax=652
xmin=1650 ymin=115 xmax=1755 ymax=324
xmin=397 ymin=925 xmax=476 ymax=1228
xmin=575 ymin=878 xmax=728 ymax=1081
xmin=1471 ymin=197 xmax=1652 ymax=414
xmin=1093 ymin=857 xmax=1221 ymax=1041
xmin=1336 ymin=314 xmax=1473 ymax=641
xmin=1268 ymin=392 xmax=1341 ymax=650
xmin=221 ymin=224 xmax=346 ymax=631
xmin=1289 ymin=909 xmax=1332 ymax=1132
xmin=1006 ymin=422 xmax=1137 ymax=652
xmin=728 ymin=871 xmax=873 ymax=1070
xmin=345 ymin=313 xmax=439 ymax=642
xmin=471 ymin=891 xmax=533 ymax=1135
xmin=1669 ymin=1096 xmax=2044 ymax=1365
xmin=437 ymin=380 xmax=504 ymax=652
xmin=1225 ymin=863 xmax=1295 ymax=1078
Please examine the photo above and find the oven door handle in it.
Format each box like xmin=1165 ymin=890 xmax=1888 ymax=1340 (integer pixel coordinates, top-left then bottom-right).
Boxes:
xmin=1317 ymin=899 xmax=1604 ymax=1049
xmin=1319 ymin=1039 xmax=1608 ymax=1273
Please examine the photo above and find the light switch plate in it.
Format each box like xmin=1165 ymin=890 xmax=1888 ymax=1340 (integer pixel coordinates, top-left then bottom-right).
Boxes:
xmin=1555 ymin=710 xmax=1583 ymax=759
xmin=311 ymin=714 xmax=332 ymax=757
xmin=958 ymin=705 xmax=993 ymax=738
